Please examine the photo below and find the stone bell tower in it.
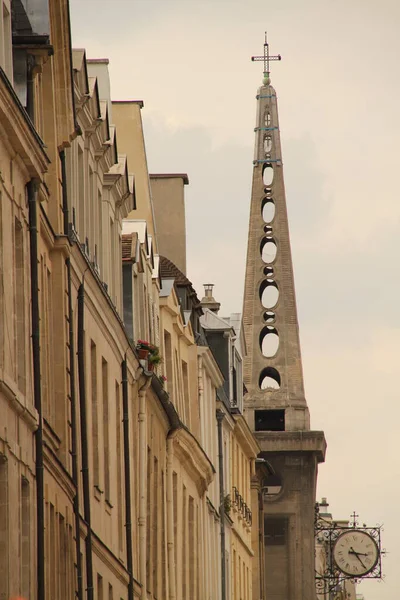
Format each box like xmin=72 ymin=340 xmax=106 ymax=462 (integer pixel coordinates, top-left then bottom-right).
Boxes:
xmin=243 ymin=36 xmax=326 ymax=600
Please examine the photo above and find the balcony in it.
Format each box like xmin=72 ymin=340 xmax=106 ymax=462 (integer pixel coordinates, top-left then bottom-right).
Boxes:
xmin=232 ymin=486 xmax=252 ymax=526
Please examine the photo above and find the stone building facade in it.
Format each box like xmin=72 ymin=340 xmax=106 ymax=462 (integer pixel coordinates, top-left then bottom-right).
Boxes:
xmin=0 ymin=4 xmax=263 ymax=600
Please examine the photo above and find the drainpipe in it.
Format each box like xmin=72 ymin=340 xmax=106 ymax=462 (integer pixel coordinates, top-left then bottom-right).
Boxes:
xmin=122 ymin=356 xmax=134 ymax=600
xmin=216 ymin=409 xmax=226 ymax=600
xmin=28 ymin=179 xmax=44 ymax=600
xmin=77 ymin=282 xmax=94 ymax=600
xmin=59 ymin=150 xmax=69 ymax=236
xmin=138 ymin=374 xmax=152 ymax=592
xmin=166 ymin=437 xmax=176 ymax=600
xmin=66 ymin=258 xmax=83 ymax=600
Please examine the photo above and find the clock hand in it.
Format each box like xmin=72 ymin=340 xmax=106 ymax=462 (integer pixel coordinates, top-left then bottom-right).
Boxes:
xmin=349 ymin=547 xmax=367 ymax=570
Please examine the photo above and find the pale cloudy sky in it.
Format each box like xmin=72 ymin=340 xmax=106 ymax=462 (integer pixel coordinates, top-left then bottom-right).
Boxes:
xmin=69 ymin=1 xmax=400 ymax=598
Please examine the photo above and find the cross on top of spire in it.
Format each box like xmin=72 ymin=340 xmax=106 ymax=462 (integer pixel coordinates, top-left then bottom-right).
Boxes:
xmin=251 ymin=32 xmax=281 ymax=85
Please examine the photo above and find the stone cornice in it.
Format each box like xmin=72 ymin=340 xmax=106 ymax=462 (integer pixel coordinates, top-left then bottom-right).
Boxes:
xmin=256 ymin=430 xmax=327 ymax=462
xmin=0 ymin=67 xmax=49 ymax=178
xmin=169 ymin=427 xmax=215 ymax=495
xmin=233 ymin=414 xmax=260 ymax=458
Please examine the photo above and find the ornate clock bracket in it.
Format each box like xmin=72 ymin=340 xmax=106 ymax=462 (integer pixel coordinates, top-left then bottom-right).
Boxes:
xmin=315 ymin=504 xmax=385 ymax=596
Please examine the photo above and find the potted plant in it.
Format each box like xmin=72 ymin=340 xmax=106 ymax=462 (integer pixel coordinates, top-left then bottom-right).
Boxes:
xmin=223 ymin=493 xmax=232 ymax=515
xmin=136 ymin=339 xmax=154 ymax=360
xmin=147 ymin=348 xmax=162 ymax=371
xmin=136 ymin=340 xmax=163 ymax=371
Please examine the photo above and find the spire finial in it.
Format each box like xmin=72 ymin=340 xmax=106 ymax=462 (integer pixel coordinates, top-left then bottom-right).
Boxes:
xmin=251 ymin=32 xmax=281 ymax=85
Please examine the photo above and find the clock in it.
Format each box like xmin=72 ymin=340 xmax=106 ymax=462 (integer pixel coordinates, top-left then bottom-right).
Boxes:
xmin=333 ymin=530 xmax=379 ymax=577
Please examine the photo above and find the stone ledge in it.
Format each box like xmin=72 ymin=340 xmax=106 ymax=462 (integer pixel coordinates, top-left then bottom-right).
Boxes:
xmin=256 ymin=430 xmax=326 ymax=463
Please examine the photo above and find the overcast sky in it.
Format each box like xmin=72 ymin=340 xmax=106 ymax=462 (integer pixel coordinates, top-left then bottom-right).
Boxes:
xmin=69 ymin=1 xmax=400 ymax=597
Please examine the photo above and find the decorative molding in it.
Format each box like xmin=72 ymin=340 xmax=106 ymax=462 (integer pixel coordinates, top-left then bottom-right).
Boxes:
xmin=169 ymin=428 xmax=215 ymax=495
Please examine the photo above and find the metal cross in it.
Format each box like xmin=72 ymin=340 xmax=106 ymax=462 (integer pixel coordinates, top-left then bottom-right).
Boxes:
xmin=350 ymin=511 xmax=359 ymax=528
xmin=251 ymin=32 xmax=281 ymax=84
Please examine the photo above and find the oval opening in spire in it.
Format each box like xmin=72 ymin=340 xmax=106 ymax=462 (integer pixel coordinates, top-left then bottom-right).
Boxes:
xmin=263 ymin=164 xmax=274 ymax=186
xmin=260 ymin=237 xmax=277 ymax=263
xmin=259 ymin=326 xmax=279 ymax=357
xmin=259 ymin=279 xmax=279 ymax=309
xmin=265 ymin=111 xmax=271 ymax=127
xmin=259 ymin=367 xmax=281 ymax=390
xmin=262 ymin=199 xmax=275 ymax=223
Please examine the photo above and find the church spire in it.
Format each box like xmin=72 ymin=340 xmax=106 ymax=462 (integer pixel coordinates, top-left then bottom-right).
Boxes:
xmin=243 ymin=38 xmax=310 ymax=431
xmin=243 ymin=37 xmax=326 ymax=600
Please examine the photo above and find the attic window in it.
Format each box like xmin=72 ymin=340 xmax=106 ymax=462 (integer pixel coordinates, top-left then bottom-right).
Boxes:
xmin=255 ymin=409 xmax=285 ymax=432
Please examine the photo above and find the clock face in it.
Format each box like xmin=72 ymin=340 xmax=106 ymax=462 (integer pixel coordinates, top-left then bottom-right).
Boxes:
xmin=333 ymin=530 xmax=379 ymax=576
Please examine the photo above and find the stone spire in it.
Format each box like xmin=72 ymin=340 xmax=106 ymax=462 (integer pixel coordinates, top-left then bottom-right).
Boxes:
xmin=242 ymin=78 xmax=310 ymax=431
xmin=243 ymin=41 xmax=326 ymax=600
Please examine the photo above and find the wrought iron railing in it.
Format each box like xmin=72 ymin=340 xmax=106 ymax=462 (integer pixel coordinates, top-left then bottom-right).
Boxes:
xmin=232 ymin=486 xmax=252 ymax=526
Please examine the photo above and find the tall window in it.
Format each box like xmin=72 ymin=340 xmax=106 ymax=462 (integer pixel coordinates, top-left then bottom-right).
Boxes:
xmin=102 ymin=358 xmax=110 ymax=503
xmin=91 ymin=341 xmax=99 ymax=487
xmin=21 ymin=477 xmax=30 ymax=597
xmin=189 ymin=496 xmax=196 ymax=599
xmin=0 ymin=195 xmax=3 ymax=368
xmin=173 ymin=472 xmax=178 ymax=592
xmin=78 ymin=145 xmax=85 ymax=238
xmin=152 ymin=457 xmax=158 ymax=596
xmin=182 ymin=360 xmax=189 ymax=427
xmin=0 ymin=456 xmax=8 ymax=598
xmin=1 ymin=3 xmax=12 ymax=79
xmin=115 ymin=381 xmax=123 ymax=552
xmin=161 ymin=470 xmax=166 ymax=598
xmin=40 ymin=257 xmax=54 ymax=423
xmin=146 ymin=448 xmax=152 ymax=592
xmin=59 ymin=514 xmax=67 ymax=599
xmin=97 ymin=573 xmax=103 ymax=600
xmin=164 ymin=332 xmax=173 ymax=397
xmin=89 ymin=167 xmax=94 ymax=256
xmin=14 ymin=218 xmax=25 ymax=392
xmin=174 ymin=350 xmax=181 ymax=413
xmin=182 ymin=485 xmax=187 ymax=598
xmin=49 ymin=503 xmax=56 ymax=596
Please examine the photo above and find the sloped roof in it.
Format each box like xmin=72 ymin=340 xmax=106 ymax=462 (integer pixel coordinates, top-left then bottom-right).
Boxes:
xmin=200 ymin=307 xmax=233 ymax=331
xmin=159 ymin=256 xmax=192 ymax=287
xmin=159 ymin=256 xmax=202 ymax=309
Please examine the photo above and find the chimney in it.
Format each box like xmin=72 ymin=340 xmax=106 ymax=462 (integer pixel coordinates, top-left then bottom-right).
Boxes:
xmin=200 ymin=284 xmax=221 ymax=314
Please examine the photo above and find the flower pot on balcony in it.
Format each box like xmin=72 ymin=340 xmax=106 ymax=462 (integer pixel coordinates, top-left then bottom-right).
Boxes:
xmin=138 ymin=348 xmax=149 ymax=360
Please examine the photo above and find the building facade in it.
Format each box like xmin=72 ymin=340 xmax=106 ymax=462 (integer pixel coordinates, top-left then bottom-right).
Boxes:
xmin=0 ymin=3 xmax=267 ymax=600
